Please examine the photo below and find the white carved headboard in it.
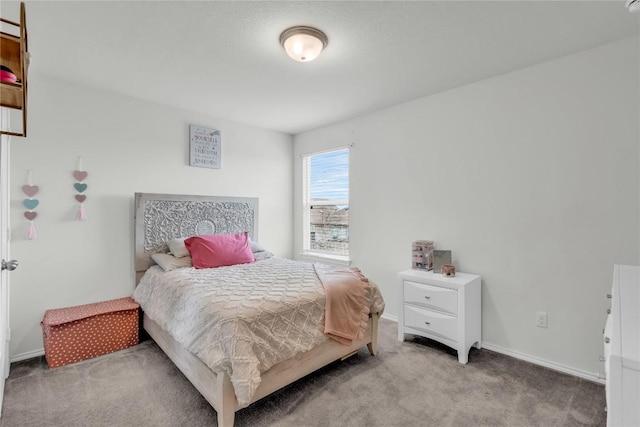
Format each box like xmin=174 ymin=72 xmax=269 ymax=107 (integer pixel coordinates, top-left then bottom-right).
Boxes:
xmin=134 ymin=193 xmax=258 ymax=282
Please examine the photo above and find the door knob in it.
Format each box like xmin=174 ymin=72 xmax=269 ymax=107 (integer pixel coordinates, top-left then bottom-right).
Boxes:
xmin=1 ymin=259 xmax=18 ymax=271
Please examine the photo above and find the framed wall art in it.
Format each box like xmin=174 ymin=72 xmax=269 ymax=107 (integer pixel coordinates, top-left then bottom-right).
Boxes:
xmin=189 ymin=124 xmax=221 ymax=169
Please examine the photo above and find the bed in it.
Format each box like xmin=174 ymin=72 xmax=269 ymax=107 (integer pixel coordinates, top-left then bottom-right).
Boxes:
xmin=132 ymin=192 xmax=384 ymax=427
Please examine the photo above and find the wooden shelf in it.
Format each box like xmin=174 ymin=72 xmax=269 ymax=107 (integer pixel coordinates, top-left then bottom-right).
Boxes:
xmin=1 ymin=82 xmax=23 ymax=109
xmin=0 ymin=2 xmax=28 ymax=137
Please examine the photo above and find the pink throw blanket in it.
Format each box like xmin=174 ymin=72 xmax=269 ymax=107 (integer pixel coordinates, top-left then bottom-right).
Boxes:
xmin=314 ymin=265 xmax=371 ymax=345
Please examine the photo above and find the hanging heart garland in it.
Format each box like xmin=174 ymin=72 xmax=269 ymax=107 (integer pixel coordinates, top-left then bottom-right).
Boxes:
xmin=73 ymin=156 xmax=88 ymax=221
xmin=22 ymin=171 xmax=38 ymax=240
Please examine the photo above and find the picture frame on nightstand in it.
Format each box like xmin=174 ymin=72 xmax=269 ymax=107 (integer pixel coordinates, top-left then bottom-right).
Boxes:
xmin=433 ymin=250 xmax=452 ymax=274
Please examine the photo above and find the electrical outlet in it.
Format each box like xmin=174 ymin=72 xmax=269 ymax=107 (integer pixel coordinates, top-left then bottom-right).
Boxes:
xmin=536 ymin=311 xmax=548 ymax=328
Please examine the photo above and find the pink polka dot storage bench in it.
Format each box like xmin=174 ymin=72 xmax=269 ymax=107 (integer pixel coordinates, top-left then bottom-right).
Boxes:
xmin=40 ymin=297 xmax=139 ymax=369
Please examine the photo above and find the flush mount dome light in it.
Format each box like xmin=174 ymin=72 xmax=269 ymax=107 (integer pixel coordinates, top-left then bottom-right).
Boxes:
xmin=279 ymin=26 xmax=328 ymax=62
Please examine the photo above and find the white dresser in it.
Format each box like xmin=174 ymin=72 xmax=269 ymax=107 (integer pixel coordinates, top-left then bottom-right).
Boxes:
xmin=398 ymin=269 xmax=481 ymax=364
xmin=604 ymin=264 xmax=639 ymax=427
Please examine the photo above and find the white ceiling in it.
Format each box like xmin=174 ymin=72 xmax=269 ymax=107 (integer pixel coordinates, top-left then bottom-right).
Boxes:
xmin=10 ymin=1 xmax=640 ymax=134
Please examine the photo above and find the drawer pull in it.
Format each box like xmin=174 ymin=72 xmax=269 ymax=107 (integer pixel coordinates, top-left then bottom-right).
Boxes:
xmin=599 ymin=356 xmax=605 ymax=362
xmin=424 ymin=296 xmax=431 ymax=300
xmin=606 ymin=294 xmax=612 ymax=299
xmin=424 ymin=321 xmax=431 ymax=325
xmin=607 ymin=309 xmax=611 ymax=314
xmin=605 ymin=337 xmax=610 ymax=344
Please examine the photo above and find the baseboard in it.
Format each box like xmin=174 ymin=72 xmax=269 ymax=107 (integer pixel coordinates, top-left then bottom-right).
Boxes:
xmin=10 ymin=319 xmax=604 ymax=385
xmin=381 ymin=315 xmax=604 ymax=385
xmin=480 ymin=342 xmax=605 ymax=385
xmin=10 ymin=348 xmax=44 ymax=363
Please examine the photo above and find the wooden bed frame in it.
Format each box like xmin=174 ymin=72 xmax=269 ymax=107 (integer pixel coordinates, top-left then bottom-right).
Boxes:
xmin=134 ymin=193 xmax=380 ymax=427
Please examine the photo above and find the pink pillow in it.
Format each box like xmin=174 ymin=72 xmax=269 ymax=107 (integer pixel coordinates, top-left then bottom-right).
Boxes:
xmin=185 ymin=232 xmax=255 ymax=269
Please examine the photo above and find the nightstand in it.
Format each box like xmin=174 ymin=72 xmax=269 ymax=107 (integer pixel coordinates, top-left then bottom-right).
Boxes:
xmin=398 ymin=269 xmax=481 ymax=364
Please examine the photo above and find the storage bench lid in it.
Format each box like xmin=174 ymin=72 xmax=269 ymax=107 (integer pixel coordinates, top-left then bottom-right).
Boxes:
xmin=42 ymin=297 xmax=139 ymax=327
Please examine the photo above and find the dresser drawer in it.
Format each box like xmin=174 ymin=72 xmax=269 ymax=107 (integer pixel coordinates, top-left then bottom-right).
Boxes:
xmin=404 ymin=280 xmax=458 ymax=315
xmin=404 ymin=304 xmax=458 ymax=342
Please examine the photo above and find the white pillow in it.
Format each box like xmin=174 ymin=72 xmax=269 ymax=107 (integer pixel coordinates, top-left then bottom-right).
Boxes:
xmin=152 ymin=253 xmax=192 ymax=271
xmin=249 ymin=239 xmax=267 ymax=253
xmin=254 ymin=251 xmax=274 ymax=261
xmin=167 ymin=238 xmax=189 ymax=258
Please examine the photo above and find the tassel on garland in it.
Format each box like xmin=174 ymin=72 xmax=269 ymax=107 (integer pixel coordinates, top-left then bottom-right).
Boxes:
xmin=76 ymin=202 xmax=87 ymax=221
xmin=27 ymin=220 xmax=37 ymax=240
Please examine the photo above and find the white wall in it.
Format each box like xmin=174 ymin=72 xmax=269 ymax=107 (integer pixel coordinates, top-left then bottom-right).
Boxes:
xmin=294 ymin=37 xmax=639 ymax=378
xmin=9 ymin=74 xmax=293 ymax=358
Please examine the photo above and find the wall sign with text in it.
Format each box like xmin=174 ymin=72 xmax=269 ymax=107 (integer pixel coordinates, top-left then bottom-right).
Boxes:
xmin=189 ymin=125 xmax=221 ymax=169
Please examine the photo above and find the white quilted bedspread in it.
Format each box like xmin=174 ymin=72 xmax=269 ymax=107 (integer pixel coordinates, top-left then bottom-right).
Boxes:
xmin=133 ymin=257 xmax=385 ymax=406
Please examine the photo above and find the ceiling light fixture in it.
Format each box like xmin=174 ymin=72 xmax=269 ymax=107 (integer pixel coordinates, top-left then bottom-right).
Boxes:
xmin=626 ymin=0 xmax=640 ymax=12
xmin=279 ymin=26 xmax=328 ymax=63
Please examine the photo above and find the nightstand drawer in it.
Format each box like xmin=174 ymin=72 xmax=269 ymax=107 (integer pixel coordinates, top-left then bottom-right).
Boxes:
xmin=404 ymin=304 xmax=458 ymax=342
xmin=404 ymin=280 xmax=458 ymax=315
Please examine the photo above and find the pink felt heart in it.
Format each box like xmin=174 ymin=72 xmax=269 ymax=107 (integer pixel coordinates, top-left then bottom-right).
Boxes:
xmin=22 ymin=185 xmax=39 ymax=197
xmin=73 ymin=170 xmax=88 ymax=181
xmin=75 ymin=194 xmax=86 ymax=203
xmin=24 ymin=211 xmax=37 ymax=220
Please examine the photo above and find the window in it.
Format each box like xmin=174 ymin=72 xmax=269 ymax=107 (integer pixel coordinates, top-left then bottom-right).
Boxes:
xmin=303 ymin=147 xmax=349 ymax=258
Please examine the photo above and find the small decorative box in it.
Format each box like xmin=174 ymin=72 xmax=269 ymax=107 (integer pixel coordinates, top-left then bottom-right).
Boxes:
xmin=442 ymin=264 xmax=456 ymax=277
xmin=412 ymin=240 xmax=434 ymax=271
xmin=41 ymin=297 xmax=139 ymax=369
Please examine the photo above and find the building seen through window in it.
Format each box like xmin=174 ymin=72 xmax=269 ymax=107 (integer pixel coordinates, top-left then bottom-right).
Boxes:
xmin=303 ymin=148 xmax=349 ymax=257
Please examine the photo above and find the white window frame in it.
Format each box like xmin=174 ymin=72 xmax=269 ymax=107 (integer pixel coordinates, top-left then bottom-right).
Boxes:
xmin=300 ymin=147 xmax=351 ymax=265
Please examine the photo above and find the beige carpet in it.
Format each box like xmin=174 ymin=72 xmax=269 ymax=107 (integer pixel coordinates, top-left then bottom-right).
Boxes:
xmin=1 ymin=318 xmax=606 ymax=427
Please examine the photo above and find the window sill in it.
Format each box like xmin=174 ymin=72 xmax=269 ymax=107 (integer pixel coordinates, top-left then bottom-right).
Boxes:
xmin=298 ymin=252 xmax=352 ymax=267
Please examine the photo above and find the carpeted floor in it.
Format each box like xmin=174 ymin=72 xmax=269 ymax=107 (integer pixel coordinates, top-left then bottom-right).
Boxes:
xmin=1 ymin=318 xmax=606 ymax=427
